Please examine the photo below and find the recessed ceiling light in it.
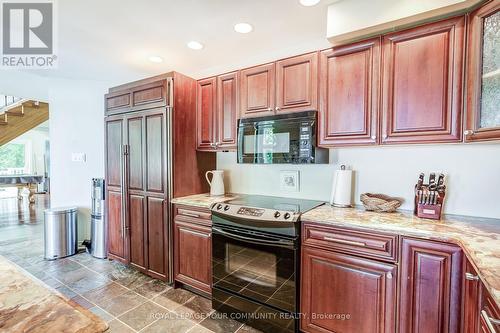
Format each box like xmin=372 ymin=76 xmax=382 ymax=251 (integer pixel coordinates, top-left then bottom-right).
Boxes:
xmin=234 ymin=23 xmax=253 ymax=34
xmin=148 ymin=56 xmax=163 ymax=63
xmin=187 ymin=41 xmax=204 ymax=50
xmin=299 ymin=0 xmax=321 ymax=6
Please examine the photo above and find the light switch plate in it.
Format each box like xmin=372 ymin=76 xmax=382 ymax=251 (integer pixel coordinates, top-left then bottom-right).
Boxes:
xmin=71 ymin=153 xmax=86 ymax=162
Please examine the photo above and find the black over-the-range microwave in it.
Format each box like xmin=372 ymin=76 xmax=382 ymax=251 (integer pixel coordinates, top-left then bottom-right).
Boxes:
xmin=237 ymin=111 xmax=329 ymax=164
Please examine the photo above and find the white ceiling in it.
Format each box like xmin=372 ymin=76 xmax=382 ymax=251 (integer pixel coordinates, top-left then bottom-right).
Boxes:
xmin=25 ymin=0 xmax=336 ymax=84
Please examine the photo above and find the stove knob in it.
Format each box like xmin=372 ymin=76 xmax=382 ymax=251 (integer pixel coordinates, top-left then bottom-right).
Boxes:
xmin=284 ymin=213 xmax=291 ymax=220
xmin=274 ymin=211 xmax=281 ymax=218
xmin=224 ymin=205 xmax=230 ymax=211
xmin=216 ymin=204 xmax=223 ymax=210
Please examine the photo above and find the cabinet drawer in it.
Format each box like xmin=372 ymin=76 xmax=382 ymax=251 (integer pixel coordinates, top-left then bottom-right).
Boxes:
xmin=302 ymin=223 xmax=398 ymax=262
xmin=174 ymin=205 xmax=211 ymax=226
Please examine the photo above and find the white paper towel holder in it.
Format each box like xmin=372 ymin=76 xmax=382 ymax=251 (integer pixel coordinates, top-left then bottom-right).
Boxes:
xmin=329 ymin=165 xmax=354 ymax=208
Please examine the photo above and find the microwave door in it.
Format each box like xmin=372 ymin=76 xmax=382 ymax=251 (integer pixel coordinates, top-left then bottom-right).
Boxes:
xmin=240 ymin=122 xmax=295 ymax=163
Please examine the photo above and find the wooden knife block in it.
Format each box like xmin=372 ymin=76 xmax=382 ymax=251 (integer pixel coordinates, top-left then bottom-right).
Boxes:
xmin=414 ymin=185 xmax=446 ymax=220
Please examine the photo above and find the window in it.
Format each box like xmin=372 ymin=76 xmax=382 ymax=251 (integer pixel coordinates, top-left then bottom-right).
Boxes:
xmin=0 ymin=141 xmax=31 ymax=175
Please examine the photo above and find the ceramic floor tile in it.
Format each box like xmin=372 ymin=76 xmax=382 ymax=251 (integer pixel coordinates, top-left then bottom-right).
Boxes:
xmin=89 ymin=306 xmax=114 ymax=323
xmin=133 ymin=279 xmax=170 ymax=298
xmin=81 ymin=281 xmax=128 ymax=306
xmin=175 ymin=295 xmax=214 ymax=322
xmin=188 ymin=324 xmax=216 ymax=333
xmin=100 ymin=290 xmax=148 ymax=317
xmin=107 ymin=319 xmax=136 ymax=333
xmin=199 ymin=312 xmax=244 ymax=333
xmin=55 ymin=285 xmax=78 ymax=299
xmin=236 ymin=324 xmax=263 ymax=333
xmin=152 ymin=288 xmax=196 ymax=310
xmin=117 ymin=301 xmax=165 ymax=331
xmin=70 ymin=295 xmax=95 ymax=309
xmin=141 ymin=316 xmax=197 ymax=333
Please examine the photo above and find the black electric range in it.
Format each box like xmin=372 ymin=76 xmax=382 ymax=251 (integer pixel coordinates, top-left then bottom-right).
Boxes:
xmin=211 ymin=195 xmax=324 ymax=333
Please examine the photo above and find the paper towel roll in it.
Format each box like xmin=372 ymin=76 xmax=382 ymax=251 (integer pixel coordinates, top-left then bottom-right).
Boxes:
xmin=330 ymin=166 xmax=353 ymax=207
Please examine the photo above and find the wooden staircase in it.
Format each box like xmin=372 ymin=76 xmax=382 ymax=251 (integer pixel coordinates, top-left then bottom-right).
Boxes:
xmin=0 ymin=100 xmax=49 ymax=146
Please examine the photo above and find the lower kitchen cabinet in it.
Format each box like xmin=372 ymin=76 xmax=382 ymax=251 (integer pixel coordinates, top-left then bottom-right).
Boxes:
xmin=173 ymin=205 xmax=212 ymax=295
xmin=480 ymin=283 xmax=500 ymax=333
xmin=399 ymin=237 xmax=463 ymax=333
xmin=301 ymin=246 xmax=397 ymax=333
xmin=464 ymin=259 xmax=482 ymax=333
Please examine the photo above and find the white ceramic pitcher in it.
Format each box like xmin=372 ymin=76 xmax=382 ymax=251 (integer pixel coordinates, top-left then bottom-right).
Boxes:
xmin=205 ymin=170 xmax=225 ymax=196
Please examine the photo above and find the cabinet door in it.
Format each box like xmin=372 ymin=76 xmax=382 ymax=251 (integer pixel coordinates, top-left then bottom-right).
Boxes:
xmin=319 ymin=38 xmax=380 ymax=146
xmin=144 ymin=112 xmax=168 ymax=280
xmin=480 ymin=282 xmax=500 ymax=333
xmin=197 ymin=77 xmax=217 ymax=150
xmin=126 ymin=115 xmax=147 ymax=272
xmin=105 ymin=117 xmax=128 ymax=263
xmin=381 ymin=16 xmax=465 ymax=144
xmin=465 ymin=1 xmax=500 ymax=142
xmin=240 ymin=63 xmax=275 ymax=118
xmin=276 ymin=52 xmax=318 ymax=113
xmin=174 ymin=218 xmax=212 ymax=294
xmin=464 ymin=260 xmax=481 ymax=333
xmin=301 ymin=246 xmax=397 ymax=333
xmin=399 ymin=238 xmax=463 ymax=333
xmin=216 ymin=72 xmax=238 ymax=150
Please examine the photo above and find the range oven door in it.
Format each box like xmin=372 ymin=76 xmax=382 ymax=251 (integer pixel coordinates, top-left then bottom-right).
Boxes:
xmin=212 ymin=224 xmax=298 ymax=314
xmin=237 ymin=111 xmax=318 ymax=164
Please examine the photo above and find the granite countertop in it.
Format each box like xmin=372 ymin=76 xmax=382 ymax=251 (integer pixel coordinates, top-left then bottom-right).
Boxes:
xmin=171 ymin=193 xmax=238 ymax=208
xmin=301 ymin=205 xmax=500 ymax=308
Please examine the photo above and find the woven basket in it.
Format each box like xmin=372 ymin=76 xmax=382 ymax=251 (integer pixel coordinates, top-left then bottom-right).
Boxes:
xmin=360 ymin=193 xmax=403 ymax=213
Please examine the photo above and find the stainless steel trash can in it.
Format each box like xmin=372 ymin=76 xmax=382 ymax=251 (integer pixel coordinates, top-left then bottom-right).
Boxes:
xmin=44 ymin=207 xmax=78 ymax=260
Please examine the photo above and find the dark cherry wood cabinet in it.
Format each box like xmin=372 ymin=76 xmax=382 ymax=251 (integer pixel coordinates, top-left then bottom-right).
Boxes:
xmin=480 ymin=280 xmax=500 ymax=333
xmin=276 ymin=52 xmax=318 ymax=113
xmin=464 ymin=259 xmax=482 ymax=333
xmin=240 ymin=63 xmax=276 ymax=118
xmin=197 ymin=77 xmax=217 ymax=150
xmin=173 ymin=205 xmax=212 ymax=295
xmin=105 ymin=116 xmax=128 ymax=263
xmin=216 ymin=72 xmax=238 ymax=150
xmin=381 ymin=16 xmax=465 ymax=144
xmin=319 ymin=38 xmax=380 ymax=146
xmin=105 ymin=73 xmax=215 ymax=282
xmin=465 ymin=1 xmax=500 ymax=142
xmin=197 ymin=72 xmax=238 ymax=151
xmin=399 ymin=237 xmax=463 ymax=333
xmin=301 ymin=246 xmax=397 ymax=333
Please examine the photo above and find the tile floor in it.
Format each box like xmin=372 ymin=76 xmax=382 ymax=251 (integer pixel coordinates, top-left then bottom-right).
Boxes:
xmin=0 ymin=195 xmax=260 ymax=333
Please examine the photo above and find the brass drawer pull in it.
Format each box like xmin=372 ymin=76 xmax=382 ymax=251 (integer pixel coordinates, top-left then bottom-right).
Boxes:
xmin=323 ymin=237 xmax=366 ymax=247
xmin=181 ymin=212 xmax=200 ymax=218
xmin=481 ymin=310 xmax=500 ymax=332
xmin=465 ymin=272 xmax=479 ymax=281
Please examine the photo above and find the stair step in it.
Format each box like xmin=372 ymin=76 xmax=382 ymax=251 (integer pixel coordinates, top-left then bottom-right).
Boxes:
xmin=5 ymin=105 xmax=24 ymax=116
xmin=0 ymin=120 xmax=7 ymax=125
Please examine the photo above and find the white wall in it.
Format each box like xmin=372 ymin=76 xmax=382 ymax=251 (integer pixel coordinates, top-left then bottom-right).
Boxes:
xmin=217 ymin=143 xmax=500 ymax=219
xmin=48 ymin=78 xmax=110 ymax=241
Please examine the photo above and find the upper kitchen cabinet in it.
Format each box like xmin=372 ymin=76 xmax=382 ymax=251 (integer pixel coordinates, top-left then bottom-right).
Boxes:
xmin=197 ymin=77 xmax=217 ymax=150
xmin=319 ymin=38 xmax=380 ymax=146
xmin=240 ymin=63 xmax=276 ymax=118
xmin=381 ymin=16 xmax=465 ymax=144
xmin=276 ymin=52 xmax=318 ymax=113
xmin=196 ymin=73 xmax=238 ymax=151
xmin=216 ymin=72 xmax=238 ymax=150
xmin=465 ymin=1 xmax=500 ymax=142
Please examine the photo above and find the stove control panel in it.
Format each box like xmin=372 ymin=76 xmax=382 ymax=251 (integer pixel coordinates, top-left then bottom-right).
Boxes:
xmin=211 ymin=203 xmax=300 ymax=223
xmin=237 ymin=207 xmax=265 ymax=217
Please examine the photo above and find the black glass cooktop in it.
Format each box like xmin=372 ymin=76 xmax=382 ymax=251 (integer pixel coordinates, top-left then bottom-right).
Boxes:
xmin=226 ymin=195 xmax=324 ymax=213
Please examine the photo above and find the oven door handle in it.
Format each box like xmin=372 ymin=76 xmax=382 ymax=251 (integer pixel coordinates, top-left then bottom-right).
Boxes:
xmin=212 ymin=227 xmax=296 ymax=249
